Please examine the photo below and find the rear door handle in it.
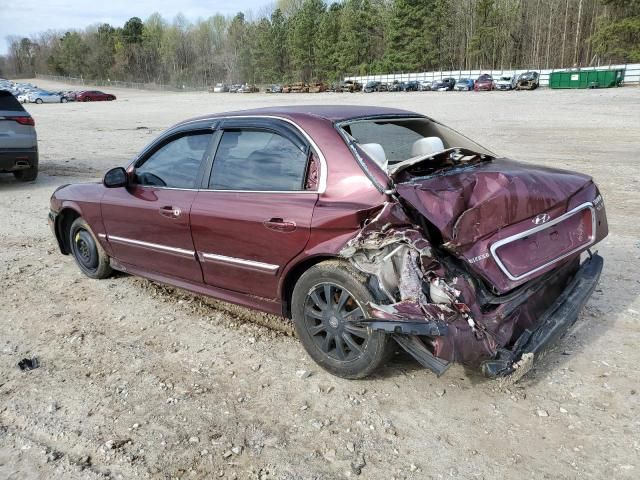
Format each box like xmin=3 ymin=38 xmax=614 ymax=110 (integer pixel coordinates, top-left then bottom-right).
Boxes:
xmin=159 ymin=206 xmax=182 ymax=218
xmin=263 ymin=217 xmax=297 ymax=232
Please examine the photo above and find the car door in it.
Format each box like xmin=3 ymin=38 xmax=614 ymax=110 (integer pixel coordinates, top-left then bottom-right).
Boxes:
xmin=190 ymin=118 xmax=319 ymax=300
xmin=101 ymin=129 xmax=214 ymax=283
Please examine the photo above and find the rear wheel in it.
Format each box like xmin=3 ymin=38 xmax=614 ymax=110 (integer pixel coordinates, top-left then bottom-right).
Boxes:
xmin=35 ymin=98 xmax=43 ymax=104
xmin=292 ymin=261 xmax=392 ymax=379
xmin=61 ymin=97 xmax=68 ymax=103
xmin=13 ymin=164 xmax=38 ymax=181
xmin=69 ymin=217 xmax=112 ymax=279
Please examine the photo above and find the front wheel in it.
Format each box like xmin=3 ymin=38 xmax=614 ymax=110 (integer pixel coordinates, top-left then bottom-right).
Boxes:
xmin=292 ymin=261 xmax=393 ymax=379
xmin=69 ymin=217 xmax=112 ymax=279
xmin=61 ymin=97 xmax=68 ymax=103
xmin=35 ymin=98 xmax=43 ymax=104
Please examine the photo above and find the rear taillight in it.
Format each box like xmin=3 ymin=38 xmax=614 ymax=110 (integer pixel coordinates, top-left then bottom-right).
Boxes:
xmin=13 ymin=116 xmax=35 ymax=126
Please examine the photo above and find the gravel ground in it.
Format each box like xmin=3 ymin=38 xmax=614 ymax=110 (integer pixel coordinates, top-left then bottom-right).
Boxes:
xmin=1 ymin=81 xmax=639 ymax=479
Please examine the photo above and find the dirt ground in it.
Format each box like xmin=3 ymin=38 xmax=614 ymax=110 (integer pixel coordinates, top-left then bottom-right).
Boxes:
xmin=1 ymin=80 xmax=639 ymax=480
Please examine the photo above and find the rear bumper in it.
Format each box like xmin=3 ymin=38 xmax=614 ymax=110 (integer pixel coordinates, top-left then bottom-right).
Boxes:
xmin=481 ymin=253 xmax=604 ymax=377
xmin=0 ymin=149 xmax=38 ymax=172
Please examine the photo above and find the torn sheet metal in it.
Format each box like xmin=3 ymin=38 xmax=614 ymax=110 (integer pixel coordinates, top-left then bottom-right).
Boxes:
xmin=394 ymin=158 xmax=594 ymax=249
xmin=393 ymin=157 xmax=608 ymax=293
xmin=340 ymin=199 xmax=500 ymax=366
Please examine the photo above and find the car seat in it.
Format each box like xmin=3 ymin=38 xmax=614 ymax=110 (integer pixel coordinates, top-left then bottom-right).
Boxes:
xmin=411 ymin=137 xmax=445 ymax=157
xmin=359 ymin=143 xmax=388 ymax=171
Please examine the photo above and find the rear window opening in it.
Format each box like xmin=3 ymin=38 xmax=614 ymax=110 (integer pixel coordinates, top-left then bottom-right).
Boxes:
xmin=0 ymin=90 xmax=27 ymax=112
xmin=339 ymin=117 xmax=494 ymax=175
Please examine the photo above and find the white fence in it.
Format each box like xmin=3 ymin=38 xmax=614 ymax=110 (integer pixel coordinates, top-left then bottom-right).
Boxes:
xmin=345 ymin=63 xmax=640 ymax=87
xmin=34 ymin=74 xmax=208 ymax=92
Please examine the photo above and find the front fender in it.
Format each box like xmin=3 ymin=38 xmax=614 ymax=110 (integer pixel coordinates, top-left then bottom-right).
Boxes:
xmin=50 ymin=183 xmax=109 ymax=255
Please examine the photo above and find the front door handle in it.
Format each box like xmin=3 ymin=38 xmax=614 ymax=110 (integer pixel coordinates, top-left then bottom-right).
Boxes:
xmin=159 ymin=206 xmax=182 ymax=218
xmin=264 ymin=217 xmax=297 ymax=232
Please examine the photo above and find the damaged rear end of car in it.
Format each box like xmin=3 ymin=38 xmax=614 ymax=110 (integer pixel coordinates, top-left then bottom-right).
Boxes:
xmin=336 ymin=115 xmax=608 ymax=379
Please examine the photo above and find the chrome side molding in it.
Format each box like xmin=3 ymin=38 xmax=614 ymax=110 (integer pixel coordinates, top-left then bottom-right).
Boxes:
xmin=107 ymin=235 xmax=195 ymax=258
xmin=200 ymin=252 xmax=279 ymax=273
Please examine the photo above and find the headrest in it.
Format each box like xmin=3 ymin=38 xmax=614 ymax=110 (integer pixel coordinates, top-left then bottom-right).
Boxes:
xmin=411 ymin=137 xmax=445 ymax=157
xmin=360 ymin=143 xmax=388 ymax=171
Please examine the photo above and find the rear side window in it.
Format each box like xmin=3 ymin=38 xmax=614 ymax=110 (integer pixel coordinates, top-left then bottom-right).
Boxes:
xmin=348 ymin=122 xmax=423 ymax=162
xmin=0 ymin=91 xmax=26 ymax=112
xmin=209 ymin=129 xmax=309 ymax=191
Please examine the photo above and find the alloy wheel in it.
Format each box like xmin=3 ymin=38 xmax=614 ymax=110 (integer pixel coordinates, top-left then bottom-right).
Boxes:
xmin=303 ymin=283 xmax=371 ymax=362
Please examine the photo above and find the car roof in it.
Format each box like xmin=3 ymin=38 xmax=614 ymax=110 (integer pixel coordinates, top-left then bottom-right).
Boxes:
xmin=178 ymin=105 xmax=419 ymax=126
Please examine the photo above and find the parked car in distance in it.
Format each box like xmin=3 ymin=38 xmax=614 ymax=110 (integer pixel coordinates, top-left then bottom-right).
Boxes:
xmin=516 ymin=71 xmax=540 ymax=90
xmin=418 ymin=80 xmax=432 ymax=91
xmin=289 ymin=82 xmax=309 ymax=93
xmin=265 ymin=84 xmax=283 ymax=93
xmin=377 ymin=82 xmax=390 ymax=92
xmin=28 ymin=91 xmax=63 ymax=104
xmin=388 ymin=81 xmax=404 ymax=92
xmin=48 ymin=105 xmax=608 ymax=381
xmin=474 ymin=74 xmax=495 ymax=91
xmin=0 ymin=90 xmax=38 ymax=181
xmin=432 ymin=77 xmax=456 ymax=91
xmin=455 ymin=78 xmax=474 ymax=91
xmin=363 ymin=81 xmax=380 ymax=93
xmin=495 ymin=75 xmax=516 ymax=91
xmin=308 ymin=82 xmax=327 ymax=93
xmin=211 ymin=83 xmax=229 ymax=93
xmin=58 ymin=91 xmax=76 ymax=101
xmin=238 ymin=84 xmax=259 ymax=93
xmin=76 ymin=90 xmax=116 ymax=102
xmin=340 ymin=80 xmax=362 ymax=93
xmin=402 ymin=81 xmax=420 ymax=92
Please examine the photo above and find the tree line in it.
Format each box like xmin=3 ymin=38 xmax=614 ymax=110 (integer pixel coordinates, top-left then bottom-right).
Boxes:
xmin=1 ymin=0 xmax=638 ymax=86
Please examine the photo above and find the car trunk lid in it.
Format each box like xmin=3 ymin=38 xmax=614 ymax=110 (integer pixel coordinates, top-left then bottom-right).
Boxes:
xmin=393 ymin=158 xmax=606 ymax=292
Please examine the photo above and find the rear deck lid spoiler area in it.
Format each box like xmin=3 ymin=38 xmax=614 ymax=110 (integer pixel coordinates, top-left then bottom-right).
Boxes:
xmin=394 ymin=158 xmax=607 ymax=292
xmin=395 ymin=158 xmax=594 ymax=248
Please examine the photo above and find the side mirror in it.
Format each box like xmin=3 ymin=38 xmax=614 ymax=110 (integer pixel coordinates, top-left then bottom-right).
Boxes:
xmin=103 ymin=167 xmax=129 ymax=188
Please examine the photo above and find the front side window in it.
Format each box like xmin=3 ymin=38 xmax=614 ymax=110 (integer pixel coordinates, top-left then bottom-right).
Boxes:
xmin=135 ymin=132 xmax=211 ymax=188
xmin=209 ymin=129 xmax=309 ymax=191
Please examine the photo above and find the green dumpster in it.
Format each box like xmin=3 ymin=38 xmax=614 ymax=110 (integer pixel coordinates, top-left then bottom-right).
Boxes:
xmin=548 ymin=69 xmax=624 ymax=89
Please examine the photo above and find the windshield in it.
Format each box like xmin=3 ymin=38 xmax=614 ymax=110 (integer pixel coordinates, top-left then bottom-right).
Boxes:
xmin=340 ymin=117 xmax=494 ymax=170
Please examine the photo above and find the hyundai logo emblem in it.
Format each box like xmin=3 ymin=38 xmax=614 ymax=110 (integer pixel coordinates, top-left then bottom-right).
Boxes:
xmin=532 ymin=213 xmax=550 ymax=225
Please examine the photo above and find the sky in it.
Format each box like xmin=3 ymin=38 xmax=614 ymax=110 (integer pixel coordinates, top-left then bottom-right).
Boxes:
xmin=0 ymin=0 xmax=272 ymax=54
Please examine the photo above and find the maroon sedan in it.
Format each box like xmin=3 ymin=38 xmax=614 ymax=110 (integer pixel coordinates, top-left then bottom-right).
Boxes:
xmin=49 ymin=106 xmax=607 ymax=379
xmin=474 ymin=74 xmax=495 ymax=91
xmin=75 ymin=90 xmax=116 ymax=102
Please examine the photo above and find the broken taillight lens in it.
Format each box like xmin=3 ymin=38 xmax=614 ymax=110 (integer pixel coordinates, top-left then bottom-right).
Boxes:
xmin=12 ymin=116 xmax=35 ymax=126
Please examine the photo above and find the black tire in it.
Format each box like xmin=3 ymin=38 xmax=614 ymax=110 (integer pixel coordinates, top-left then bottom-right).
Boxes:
xmin=13 ymin=163 xmax=38 ymax=182
xmin=292 ymin=260 xmax=392 ymax=379
xmin=69 ymin=217 xmax=112 ymax=279
xmin=35 ymin=98 xmax=43 ymax=104
xmin=61 ymin=97 xmax=68 ymax=103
